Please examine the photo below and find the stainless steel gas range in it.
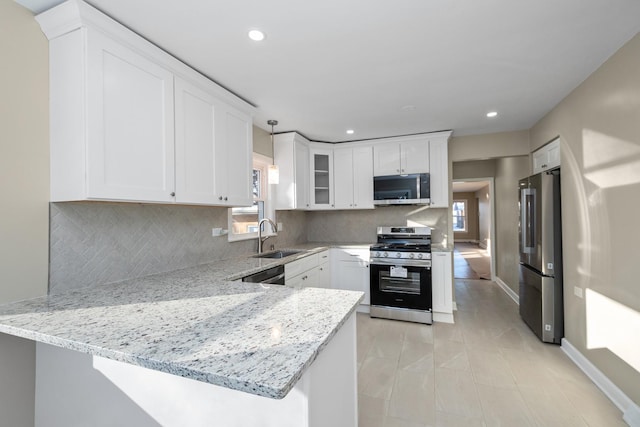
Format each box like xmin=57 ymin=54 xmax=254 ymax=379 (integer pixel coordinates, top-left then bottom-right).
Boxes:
xmin=369 ymin=226 xmax=433 ymax=324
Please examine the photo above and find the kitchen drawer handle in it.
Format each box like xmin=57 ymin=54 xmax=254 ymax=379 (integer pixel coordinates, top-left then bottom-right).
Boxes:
xmin=219 ymin=196 xmax=223 ymax=201
xmin=302 ymin=275 xmax=308 ymax=280
xmin=170 ymin=192 xmax=175 ymax=197
xmin=224 ymin=196 xmax=228 ymax=201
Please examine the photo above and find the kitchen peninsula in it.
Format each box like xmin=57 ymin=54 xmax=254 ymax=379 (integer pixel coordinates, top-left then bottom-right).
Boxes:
xmin=0 ymin=252 xmax=363 ymax=427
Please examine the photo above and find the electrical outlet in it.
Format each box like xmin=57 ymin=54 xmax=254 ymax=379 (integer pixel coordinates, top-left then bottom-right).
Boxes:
xmin=545 ymin=324 xmax=552 ymax=331
xmin=574 ymin=286 xmax=584 ymax=298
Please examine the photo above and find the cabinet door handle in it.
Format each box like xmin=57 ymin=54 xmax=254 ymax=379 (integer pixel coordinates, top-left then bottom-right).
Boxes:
xmin=302 ymin=275 xmax=308 ymax=280
xmin=319 ymin=268 xmax=323 ymax=271
xmin=396 ymin=169 xmax=400 ymax=172
xmin=224 ymin=196 xmax=228 ymax=201
xmin=219 ymin=196 xmax=223 ymax=201
xmin=170 ymin=192 xmax=175 ymax=197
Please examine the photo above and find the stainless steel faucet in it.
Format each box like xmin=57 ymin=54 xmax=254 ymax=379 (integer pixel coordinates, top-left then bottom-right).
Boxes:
xmin=258 ymin=218 xmax=278 ymax=253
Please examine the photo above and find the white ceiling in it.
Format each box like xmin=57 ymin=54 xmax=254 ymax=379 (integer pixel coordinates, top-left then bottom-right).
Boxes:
xmin=18 ymin=0 xmax=640 ymax=142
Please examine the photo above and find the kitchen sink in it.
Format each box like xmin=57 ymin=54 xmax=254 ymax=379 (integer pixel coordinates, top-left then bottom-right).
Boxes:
xmin=253 ymin=250 xmax=303 ymax=259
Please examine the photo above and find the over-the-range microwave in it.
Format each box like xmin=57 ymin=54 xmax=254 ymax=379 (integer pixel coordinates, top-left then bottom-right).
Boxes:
xmin=373 ymin=173 xmax=430 ymax=205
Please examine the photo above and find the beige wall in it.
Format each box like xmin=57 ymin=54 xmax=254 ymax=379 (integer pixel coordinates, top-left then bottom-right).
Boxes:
xmin=450 ymin=130 xmax=529 ymax=162
xmin=452 ymin=192 xmax=478 ymax=241
xmin=494 ymin=156 xmax=529 ymax=293
xmin=531 ymin=32 xmax=640 ymax=404
xmin=475 ymin=185 xmax=491 ymax=249
xmin=0 ymin=1 xmax=50 ymax=425
xmin=253 ymin=126 xmax=273 ymax=158
xmin=452 ymin=159 xmax=496 ymax=180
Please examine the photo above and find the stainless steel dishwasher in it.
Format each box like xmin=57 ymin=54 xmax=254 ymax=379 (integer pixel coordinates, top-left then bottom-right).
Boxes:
xmin=241 ymin=265 xmax=285 ymax=285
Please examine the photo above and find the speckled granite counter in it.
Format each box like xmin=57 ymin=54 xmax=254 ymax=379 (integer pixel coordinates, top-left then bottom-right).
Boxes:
xmin=0 ymin=249 xmax=363 ymax=399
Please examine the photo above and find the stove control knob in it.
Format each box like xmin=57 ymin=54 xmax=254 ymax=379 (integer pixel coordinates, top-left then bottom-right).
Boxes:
xmin=383 ymin=252 xmax=389 ymax=258
xmin=395 ymin=252 xmax=402 ymax=258
xmin=417 ymin=253 xmax=423 ymax=259
xmin=408 ymin=253 xmax=415 ymax=259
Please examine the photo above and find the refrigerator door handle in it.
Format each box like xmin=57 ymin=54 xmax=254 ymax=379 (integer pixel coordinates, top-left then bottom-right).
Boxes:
xmin=521 ymin=188 xmax=536 ymax=254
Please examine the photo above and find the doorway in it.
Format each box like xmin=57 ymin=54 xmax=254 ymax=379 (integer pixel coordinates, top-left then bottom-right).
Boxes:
xmin=452 ymin=179 xmax=495 ymax=281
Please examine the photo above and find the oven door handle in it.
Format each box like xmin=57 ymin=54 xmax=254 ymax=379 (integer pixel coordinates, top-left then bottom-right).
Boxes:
xmin=370 ymin=259 xmax=431 ymax=268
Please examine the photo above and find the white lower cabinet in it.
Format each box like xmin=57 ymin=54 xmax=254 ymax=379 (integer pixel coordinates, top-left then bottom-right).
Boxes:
xmin=316 ymin=251 xmax=331 ymax=288
xmin=331 ymin=248 xmax=370 ymax=306
xmin=431 ymin=251 xmax=453 ymax=322
xmin=285 ymin=251 xmax=330 ymax=288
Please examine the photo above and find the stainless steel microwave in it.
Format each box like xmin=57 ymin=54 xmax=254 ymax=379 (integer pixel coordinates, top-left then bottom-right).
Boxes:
xmin=373 ymin=173 xmax=430 ymax=205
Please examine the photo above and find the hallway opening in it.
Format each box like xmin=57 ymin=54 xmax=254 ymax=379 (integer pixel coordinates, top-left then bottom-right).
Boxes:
xmin=452 ymin=179 xmax=494 ymax=280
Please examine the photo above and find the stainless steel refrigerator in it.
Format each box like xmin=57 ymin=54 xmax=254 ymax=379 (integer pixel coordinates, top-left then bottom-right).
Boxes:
xmin=518 ymin=169 xmax=563 ymax=344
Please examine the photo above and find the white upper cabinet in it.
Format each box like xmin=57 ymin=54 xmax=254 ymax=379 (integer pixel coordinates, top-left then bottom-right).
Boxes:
xmin=401 ymin=139 xmax=431 ymax=175
xmin=213 ymin=104 xmax=253 ymax=206
xmin=175 ymin=78 xmax=252 ymax=206
xmin=274 ymin=132 xmax=310 ymax=210
xmin=86 ymin=30 xmax=175 ymax=202
xmin=532 ymin=137 xmax=560 ymax=174
xmin=428 ymin=137 xmax=449 ymax=208
xmin=174 ymin=78 xmax=216 ymax=204
xmin=334 ymin=146 xmax=374 ymax=209
xmin=372 ymin=143 xmax=401 ymax=176
xmin=373 ymin=137 xmax=430 ymax=176
xmin=309 ymin=146 xmax=334 ymax=209
xmin=38 ymin=1 xmax=254 ymax=205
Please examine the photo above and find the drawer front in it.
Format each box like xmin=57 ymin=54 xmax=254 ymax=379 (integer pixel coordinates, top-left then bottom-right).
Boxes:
xmin=332 ymin=247 xmax=370 ymax=262
xmin=286 ymin=268 xmax=318 ymax=288
xmin=317 ymin=250 xmax=330 ymax=264
xmin=285 ymin=253 xmax=319 ymax=278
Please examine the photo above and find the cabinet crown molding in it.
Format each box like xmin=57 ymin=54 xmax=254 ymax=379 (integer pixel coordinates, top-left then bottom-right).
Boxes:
xmin=36 ymin=0 xmax=255 ymax=115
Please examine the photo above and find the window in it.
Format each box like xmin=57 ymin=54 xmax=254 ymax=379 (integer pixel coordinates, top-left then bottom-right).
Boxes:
xmin=228 ymin=153 xmax=275 ymax=241
xmin=452 ymin=200 xmax=467 ymax=232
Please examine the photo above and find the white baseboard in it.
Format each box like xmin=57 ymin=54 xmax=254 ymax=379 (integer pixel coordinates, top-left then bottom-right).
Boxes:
xmin=495 ymin=277 xmax=519 ymax=304
xmin=433 ymin=312 xmax=454 ymax=324
xmin=561 ymin=338 xmax=640 ymax=427
xmin=356 ymin=304 xmax=370 ymax=314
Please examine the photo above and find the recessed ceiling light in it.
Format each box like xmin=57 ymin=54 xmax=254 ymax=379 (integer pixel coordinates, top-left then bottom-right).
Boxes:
xmin=248 ymin=30 xmax=265 ymax=41
xmin=346 ymin=129 xmax=355 ymax=135
xmin=486 ymin=111 xmax=498 ymax=118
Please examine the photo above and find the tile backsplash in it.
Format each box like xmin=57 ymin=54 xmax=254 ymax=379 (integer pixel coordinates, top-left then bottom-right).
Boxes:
xmin=305 ymin=206 xmax=450 ymax=245
xmin=49 ymin=202 xmax=306 ymax=293
xmin=49 ymin=202 xmax=444 ymax=293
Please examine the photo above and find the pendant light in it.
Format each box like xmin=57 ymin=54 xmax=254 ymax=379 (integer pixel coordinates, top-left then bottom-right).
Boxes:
xmin=267 ymin=120 xmax=279 ymax=184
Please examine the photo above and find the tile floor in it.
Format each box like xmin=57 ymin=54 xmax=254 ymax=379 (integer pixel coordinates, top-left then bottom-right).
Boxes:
xmin=357 ymin=279 xmax=626 ymax=427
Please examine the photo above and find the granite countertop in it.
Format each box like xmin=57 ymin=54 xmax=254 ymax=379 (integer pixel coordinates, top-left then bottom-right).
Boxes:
xmin=0 ymin=246 xmax=364 ymax=399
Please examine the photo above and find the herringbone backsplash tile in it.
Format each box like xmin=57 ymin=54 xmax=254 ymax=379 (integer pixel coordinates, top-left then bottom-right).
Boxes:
xmin=49 ymin=202 xmax=306 ymax=293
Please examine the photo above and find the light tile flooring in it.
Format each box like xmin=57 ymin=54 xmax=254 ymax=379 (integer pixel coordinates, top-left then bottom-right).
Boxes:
xmin=357 ymin=279 xmax=626 ymax=427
